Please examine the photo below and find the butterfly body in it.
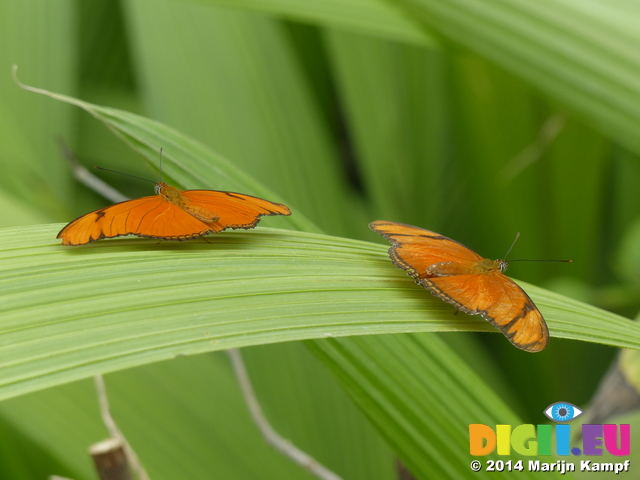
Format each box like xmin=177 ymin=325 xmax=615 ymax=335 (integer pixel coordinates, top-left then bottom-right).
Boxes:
xmin=58 ymin=182 xmax=291 ymax=246
xmin=155 ymin=183 xmax=220 ymax=226
xmin=370 ymin=220 xmax=549 ymax=352
xmin=426 ymin=258 xmax=506 ymax=276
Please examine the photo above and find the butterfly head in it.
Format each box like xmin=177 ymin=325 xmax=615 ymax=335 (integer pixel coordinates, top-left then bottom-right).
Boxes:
xmin=154 ymin=182 xmax=167 ymax=195
xmin=496 ymin=259 xmax=509 ymax=272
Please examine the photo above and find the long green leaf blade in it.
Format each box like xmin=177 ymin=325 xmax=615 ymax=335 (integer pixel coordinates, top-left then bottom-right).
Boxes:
xmin=192 ymin=0 xmax=433 ymax=45
xmin=309 ymin=334 xmax=575 ymax=479
xmin=196 ymin=0 xmax=640 ymax=156
xmin=0 ymin=224 xmax=636 ymax=401
xmin=12 ymin=69 xmax=316 ymax=233
xmin=387 ymin=0 xmax=640 ymax=155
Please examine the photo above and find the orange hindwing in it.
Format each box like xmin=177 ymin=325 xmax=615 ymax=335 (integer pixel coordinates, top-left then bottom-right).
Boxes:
xmin=58 ymin=183 xmax=291 ymax=246
xmin=370 ymin=220 xmax=549 ymax=352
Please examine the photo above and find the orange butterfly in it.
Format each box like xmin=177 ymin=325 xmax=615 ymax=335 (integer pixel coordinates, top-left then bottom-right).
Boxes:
xmin=58 ymin=182 xmax=291 ymax=246
xmin=370 ymin=220 xmax=553 ymax=352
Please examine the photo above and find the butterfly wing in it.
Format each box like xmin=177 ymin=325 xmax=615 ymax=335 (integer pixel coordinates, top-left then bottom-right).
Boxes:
xmin=369 ymin=220 xmax=484 ymax=280
xmin=57 ymin=195 xmax=217 ymax=245
xmin=423 ymin=273 xmax=549 ymax=352
xmin=180 ymin=190 xmax=291 ymax=232
xmin=370 ymin=220 xmax=548 ymax=352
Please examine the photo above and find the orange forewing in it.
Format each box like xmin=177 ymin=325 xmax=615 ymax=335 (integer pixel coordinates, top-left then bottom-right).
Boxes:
xmin=370 ymin=220 xmax=549 ymax=352
xmin=179 ymin=190 xmax=290 ymax=230
xmin=58 ymin=183 xmax=291 ymax=246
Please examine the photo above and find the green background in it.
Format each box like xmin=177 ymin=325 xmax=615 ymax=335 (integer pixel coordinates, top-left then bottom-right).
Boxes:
xmin=0 ymin=0 xmax=639 ymax=479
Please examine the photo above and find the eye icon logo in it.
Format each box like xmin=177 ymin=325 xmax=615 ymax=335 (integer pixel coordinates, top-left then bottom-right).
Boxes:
xmin=544 ymin=402 xmax=583 ymax=422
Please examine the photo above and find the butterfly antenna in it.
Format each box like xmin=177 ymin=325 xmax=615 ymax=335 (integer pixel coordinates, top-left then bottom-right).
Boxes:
xmin=509 ymin=259 xmax=573 ymax=263
xmin=503 ymin=232 xmax=572 ymax=263
xmin=158 ymin=147 xmax=163 ymax=183
xmin=94 ymin=166 xmax=156 ymax=185
xmin=503 ymin=232 xmax=520 ymax=261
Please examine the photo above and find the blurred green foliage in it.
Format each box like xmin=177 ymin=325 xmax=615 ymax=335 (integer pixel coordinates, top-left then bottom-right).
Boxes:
xmin=1 ymin=0 xmax=639 ymax=479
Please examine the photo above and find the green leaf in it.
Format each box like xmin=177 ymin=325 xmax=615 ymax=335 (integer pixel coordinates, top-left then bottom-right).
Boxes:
xmin=324 ymin=30 xmax=450 ymax=229
xmin=0 ymin=0 xmax=76 ymax=218
xmin=123 ymin=0 xmax=363 ymax=237
xmin=192 ymin=0 xmax=434 ymax=46
xmin=195 ymin=0 xmax=640 ymax=157
xmin=387 ymin=0 xmax=640 ymax=156
xmin=0 ymin=355 xmax=344 ymax=480
xmin=309 ymin=334 xmax=575 ymax=479
xmin=13 ymin=67 xmax=316 ymax=234
xmin=0 ymin=224 xmax=636 ymax=402
xmin=3 ymin=3 xmax=635 ymax=479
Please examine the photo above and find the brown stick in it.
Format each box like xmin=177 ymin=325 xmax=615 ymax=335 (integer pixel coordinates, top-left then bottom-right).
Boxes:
xmin=94 ymin=375 xmax=151 ymax=480
xmin=89 ymin=438 xmax=131 ymax=480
